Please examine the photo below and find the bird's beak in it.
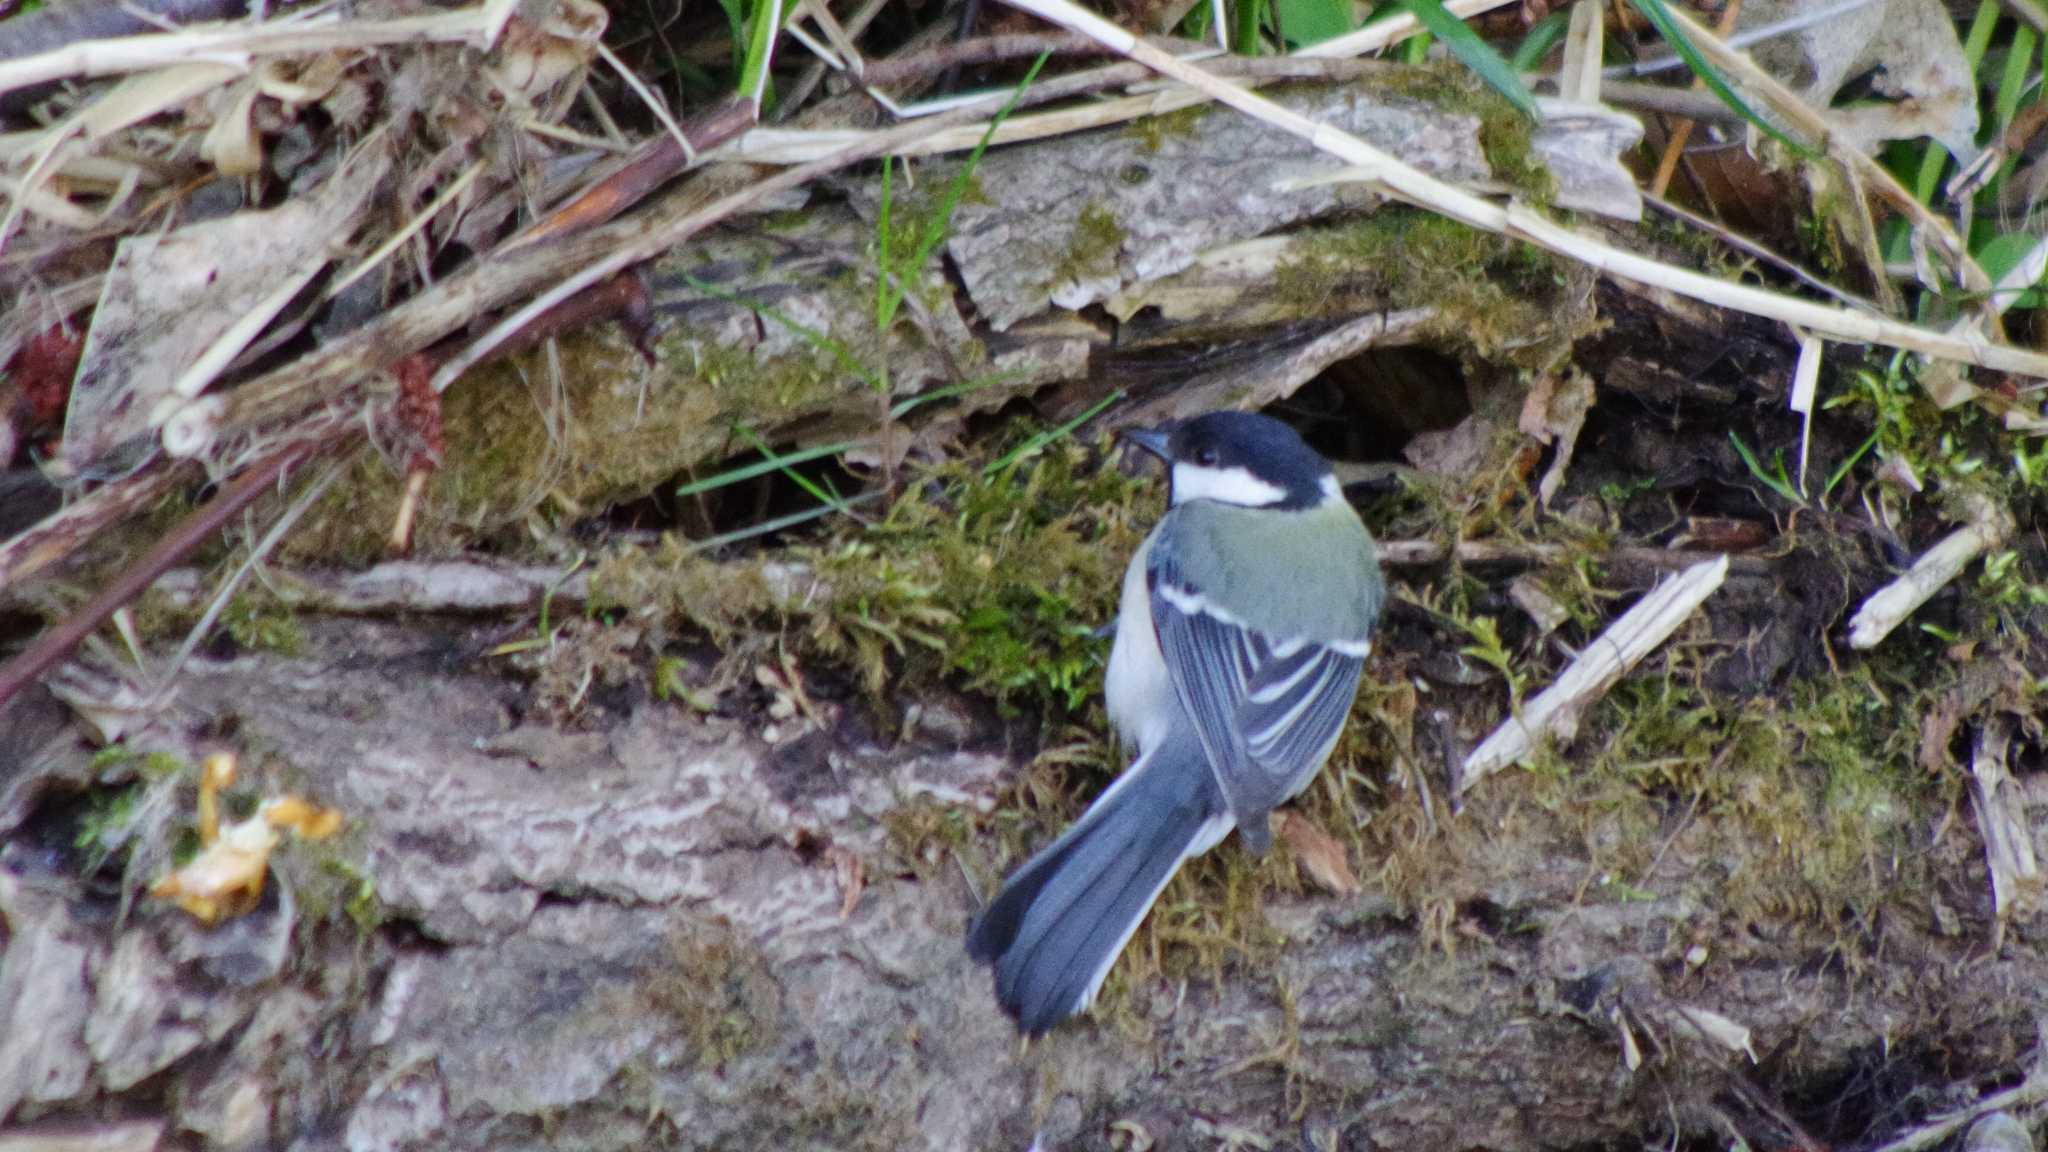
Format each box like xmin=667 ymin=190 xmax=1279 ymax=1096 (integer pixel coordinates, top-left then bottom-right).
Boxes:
xmin=1118 ymin=425 xmax=1172 ymax=461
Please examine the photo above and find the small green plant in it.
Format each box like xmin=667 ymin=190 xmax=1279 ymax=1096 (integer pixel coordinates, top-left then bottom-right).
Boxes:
xmin=487 ymin=554 xmax=586 ymax=657
xmin=1729 ymin=431 xmax=1807 ymax=506
xmin=74 ymin=785 xmax=147 ymax=877
xmin=1457 ymin=613 xmax=1526 ymax=704
xmin=653 ymin=656 xmax=717 ymax=711
xmin=1598 ymin=475 xmax=1657 ymax=505
xmin=1977 ymin=549 xmax=2048 ymax=611
xmin=2014 ymin=439 xmax=2048 ymax=491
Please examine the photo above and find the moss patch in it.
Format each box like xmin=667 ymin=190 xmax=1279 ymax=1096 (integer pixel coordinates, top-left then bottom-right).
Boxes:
xmin=1125 ymin=102 xmax=1212 ymax=153
xmin=288 ymin=319 xmax=870 ymax=562
xmin=1049 ymin=200 xmax=1126 ymax=296
xmin=639 ymin=920 xmax=781 ymax=1069
xmin=590 ymin=440 xmax=1150 ymax=718
xmin=1369 ymin=62 xmax=1553 ymax=205
xmin=1274 ymin=210 xmax=1572 ymax=365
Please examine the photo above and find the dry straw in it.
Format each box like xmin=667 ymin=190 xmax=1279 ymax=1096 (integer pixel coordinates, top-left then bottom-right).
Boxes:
xmin=990 ymin=0 xmax=2048 ymax=384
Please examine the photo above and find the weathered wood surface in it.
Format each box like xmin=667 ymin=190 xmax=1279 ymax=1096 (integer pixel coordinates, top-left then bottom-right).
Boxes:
xmin=2 ymin=617 xmax=2043 ymax=1151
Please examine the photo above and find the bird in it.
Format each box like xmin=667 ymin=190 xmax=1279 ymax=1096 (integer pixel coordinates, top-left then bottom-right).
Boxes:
xmin=966 ymin=410 xmax=1384 ymax=1034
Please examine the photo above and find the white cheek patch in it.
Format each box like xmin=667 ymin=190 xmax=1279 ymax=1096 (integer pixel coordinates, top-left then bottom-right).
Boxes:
xmin=1171 ymin=462 xmax=1288 ymax=507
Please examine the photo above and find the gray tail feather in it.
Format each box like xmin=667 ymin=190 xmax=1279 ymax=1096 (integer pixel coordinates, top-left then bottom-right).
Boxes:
xmin=965 ymin=734 xmax=1228 ymax=1034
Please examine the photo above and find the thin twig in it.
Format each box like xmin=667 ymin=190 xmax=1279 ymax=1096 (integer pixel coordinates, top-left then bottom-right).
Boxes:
xmin=1633 ymin=0 xmax=1995 ymax=305
xmin=1846 ymin=495 xmax=2011 ymax=649
xmin=1646 ymin=0 xmax=1741 ymax=199
xmin=0 ymin=439 xmax=326 ymax=712
xmin=420 ymin=58 xmax=1195 ymax=394
xmin=0 ymin=462 xmax=187 ymax=591
xmin=853 ymin=31 xmax=1106 ymax=88
xmin=159 ymin=455 xmax=342 ymax=683
xmin=1643 ymin=191 xmax=1881 ymax=313
xmin=513 ymin=96 xmax=756 ymax=245
xmin=779 ymin=0 xmax=887 ymax=116
xmin=1862 ymin=1064 xmax=2048 ymax=1152
xmin=594 ymin=38 xmax=696 ymax=168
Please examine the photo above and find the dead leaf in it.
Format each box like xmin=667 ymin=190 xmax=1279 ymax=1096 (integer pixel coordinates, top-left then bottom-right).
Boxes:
xmin=200 ymin=82 xmax=265 ymax=177
xmin=60 ymin=143 xmax=391 ymax=473
xmin=1742 ymin=0 xmax=1978 ymax=155
xmin=1509 ymin=574 xmax=1571 ymax=636
xmin=827 ymin=845 xmax=866 ymax=920
xmin=1277 ymin=811 xmax=1361 ymax=896
xmin=1519 ymin=369 xmax=1595 ymax=508
xmin=1403 ymin=413 xmax=1500 ymax=478
xmin=1669 ymin=1003 xmax=1758 ymax=1062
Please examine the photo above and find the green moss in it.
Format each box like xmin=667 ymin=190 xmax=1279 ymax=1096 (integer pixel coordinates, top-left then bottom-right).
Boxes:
xmin=1050 ymin=201 xmax=1126 ymax=293
xmin=1125 ymin=102 xmax=1212 ymax=153
xmin=1580 ymin=662 xmax=1951 ymax=926
xmin=883 ymin=797 xmax=981 ymax=880
xmin=220 ymin=581 xmax=304 ymax=655
xmin=1272 ymin=211 xmax=1568 ymax=362
xmin=639 ymin=921 xmax=779 ymax=1069
xmin=591 ymin=440 xmax=1149 ymax=719
xmin=288 ymin=321 xmax=867 ymax=562
xmin=1370 ymin=62 xmax=1553 ymax=204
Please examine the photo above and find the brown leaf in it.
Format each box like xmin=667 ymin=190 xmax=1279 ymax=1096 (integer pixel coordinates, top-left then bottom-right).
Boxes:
xmin=1278 ymin=811 xmax=1361 ymax=897
xmin=827 ymin=846 xmax=866 ymax=920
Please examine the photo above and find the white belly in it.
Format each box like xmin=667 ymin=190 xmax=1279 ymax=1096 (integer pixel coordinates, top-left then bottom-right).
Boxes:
xmin=1105 ymin=533 xmax=1174 ymax=756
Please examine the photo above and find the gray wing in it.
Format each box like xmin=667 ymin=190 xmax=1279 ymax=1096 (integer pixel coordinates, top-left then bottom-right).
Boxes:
xmin=1147 ymin=546 xmax=1365 ymax=853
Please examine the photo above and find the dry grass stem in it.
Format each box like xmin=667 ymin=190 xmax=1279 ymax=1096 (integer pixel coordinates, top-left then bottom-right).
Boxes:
xmin=0 ymin=0 xmax=522 ymax=97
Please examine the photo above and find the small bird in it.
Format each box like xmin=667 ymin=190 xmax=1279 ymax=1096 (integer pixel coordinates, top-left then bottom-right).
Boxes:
xmin=966 ymin=410 xmax=1384 ymax=1034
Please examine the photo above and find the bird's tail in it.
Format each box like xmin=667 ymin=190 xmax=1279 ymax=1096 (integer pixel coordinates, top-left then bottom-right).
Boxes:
xmin=966 ymin=731 xmax=1232 ymax=1034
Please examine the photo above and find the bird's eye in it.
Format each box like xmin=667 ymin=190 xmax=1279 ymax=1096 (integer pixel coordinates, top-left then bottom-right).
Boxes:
xmin=1194 ymin=448 xmax=1218 ymax=466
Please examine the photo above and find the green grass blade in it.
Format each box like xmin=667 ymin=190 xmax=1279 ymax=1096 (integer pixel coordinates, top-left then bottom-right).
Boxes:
xmin=876 ymin=52 xmax=1049 ymax=333
xmin=712 ymin=0 xmax=746 ymax=71
xmin=876 ymin=155 xmax=897 ymax=329
xmin=1916 ymin=0 xmax=2001 ymax=202
xmin=738 ymin=0 xmax=784 ymax=111
xmin=1993 ymin=24 xmax=2039 ymax=134
xmin=1397 ymin=0 xmax=1540 ymax=120
xmin=1626 ymin=0 xmax=1814 ymax=157
xmin=1728 ymin=431 xmax=1805 ymax=505
xmin=1510 ymin=11 xmax=1569 ymax=71
xmin=914 ymin=51 xmax=1052 ymax=268
xmin=888 ymin=370 xmax=1021 ymax=418
xmin=734 ymin=424 xmax=858 ymax=517
xmin=675 ymin=440 xmax=861 ymax=498
xmin=680 ymin=274 xmax=884 ymax=392
xmin=984 ymin=390 xmax=1123 ymax=477
xmin=686 ymin=492 xmax=886 ymax=552
xmin=1823 ymin=429 xmax=1881 ymax=500
xmin=1273 ymin=0 xmax=1353 ymax=47
xmin=1234 ymin=0 xmax=1269 ymax=54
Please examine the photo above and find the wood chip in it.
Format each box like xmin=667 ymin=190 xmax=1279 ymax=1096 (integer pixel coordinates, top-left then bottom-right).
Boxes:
xmin=1847 ymin=495 xmax=2012 ymax=649
xmin=1967 ymin=716 xmax=2041 ymax=943
xmin=1460 ymin=555 xmax=1730 ymax=790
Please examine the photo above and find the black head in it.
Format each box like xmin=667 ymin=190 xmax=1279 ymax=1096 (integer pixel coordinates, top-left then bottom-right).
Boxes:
xmin=1122 ymin=411 xmax=1336 ymax=510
